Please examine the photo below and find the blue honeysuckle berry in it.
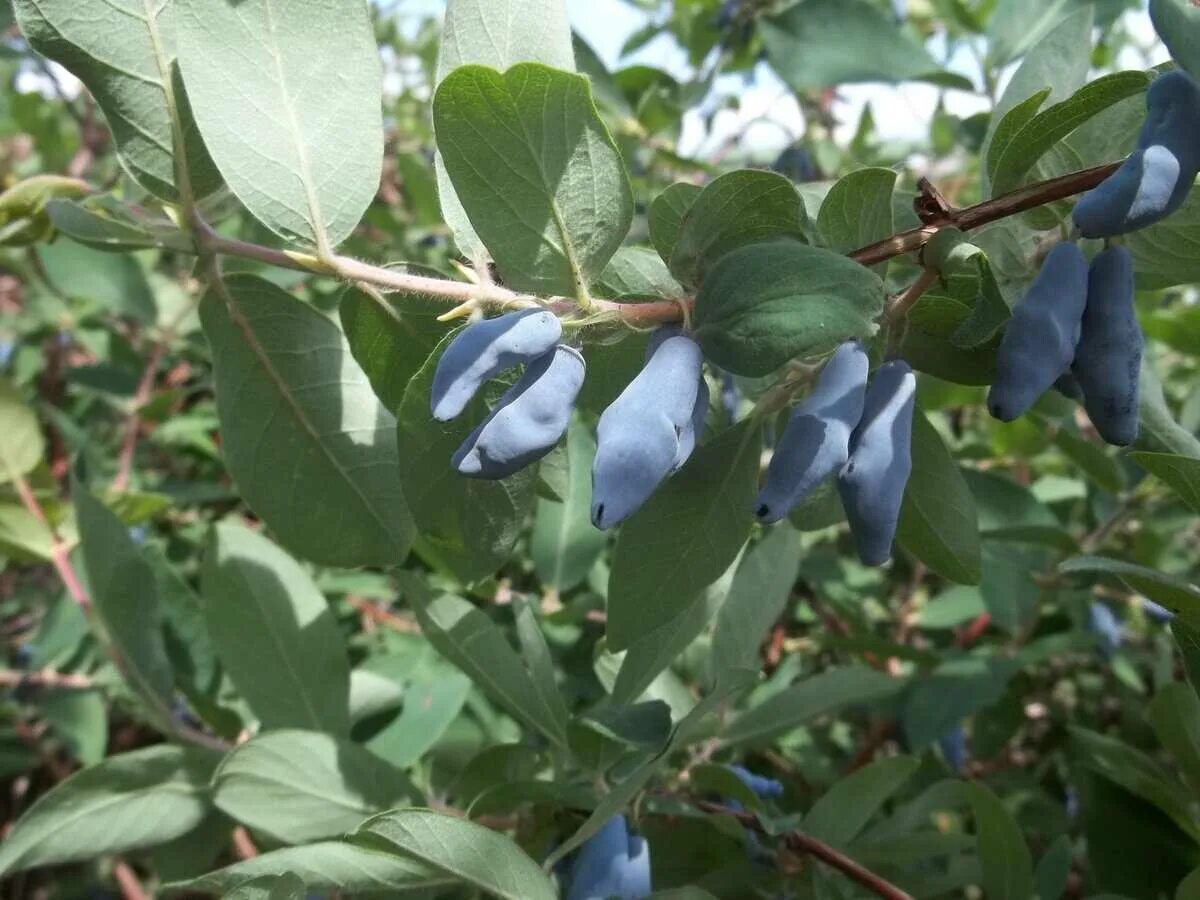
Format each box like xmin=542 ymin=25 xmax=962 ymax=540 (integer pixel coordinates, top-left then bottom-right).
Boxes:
xmin=566 ymin=815 xmax=651 ymax=900
xmin=728 ymin=764 xmax=785 ymax=801
xmin=452 ymin=344 xmax=584 ymax=479
xmin=0 ymin=338 xmax=14 ymax=368
xmin=1144 ymin=600 xmax=1174 ymax=624
xmin=838 ymin=360 xmax=917 ymax=566
xmin=755 ymin=341 xmax=869 ymax=525
xmin=988 ymin=243 xmax=1090 ymax=423
xmin=1073 ymin=245 xmax=1143 ymax=447
xmin=938 ymin=725 xmax=968 ymax=774
xmin=1088 ymin=601 xmax=1122 ymax=660
xmin=431 ymin=308 xmax=562 ymax=422
xmin=1074 ymin=70 xmax=1200 ymax=237
xmin=591 ymin=327 xmax=706 ymax=530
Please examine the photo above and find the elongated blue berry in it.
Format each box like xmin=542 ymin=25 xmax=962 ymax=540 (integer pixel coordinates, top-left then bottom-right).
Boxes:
xmin=566 ymin=815 xmax=652 ymax=900
xmin=431 ymin=308 xmax=562 ymax=421
xmin=838 ymin=360 xmax=916 ymax=566
xmin=988 ymin=243 xmax=1089 ymax=422
xmin=1074 ymin=245 xmax=1142 ymax=446
xmin=728 ymin=765 xmax=785 ymax=800
xmin=591 ymin=329 xmax=705 ymax=530
xmin=1074 ymin=70 xmax=1200 ymax=237
xmin=452 ymin=345 xmax=584 ymax=479
xmin=755 ymin=341 xmax=869 ymax=524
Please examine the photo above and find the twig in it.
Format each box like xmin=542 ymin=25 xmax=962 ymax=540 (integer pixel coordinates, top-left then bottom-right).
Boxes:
xmin=0 ymin=669 xmax=95 ymax=690
xmin=232 ymin=826 xmax=259 ymax=860
xmin=112 ymin=860 xmax=148 ymax=900
xmin=693 ymin=799 xmax=916 ymax=900
xmin=112 ymin=340 xmax=166 ymax=493
xmin=346 ymin=596 xmax=420 ymax=634
xmin=11 ymin=472 xmax=89 ymax=610
xmin=182 ymin=161 xmax=1123 ymax=326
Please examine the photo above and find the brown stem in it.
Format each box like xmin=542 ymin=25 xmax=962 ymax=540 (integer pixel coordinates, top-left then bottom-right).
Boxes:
xmin=112 ymin=341 xmax=167 ymax=493
xmin=11 ymin=473 xmax=90 ymax=610
xmin=190 ymin=160 xmax=1123 ymax=326
xmin=851 ymin=162 xmax=1120 ymax=267
xmin=0 ymin=669 xmax=95 ymax=690
xmin=693 ymin=799 xmax=915 ymax=900
xmin=112 ymin=860 xmax=148 ymax=900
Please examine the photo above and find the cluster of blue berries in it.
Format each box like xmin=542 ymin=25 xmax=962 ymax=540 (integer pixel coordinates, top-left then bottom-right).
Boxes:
xmin=431 ymin=313 xmax=707 ymax=528
xmin=990 ymin=69 xmax=1200 ymax=446
xmin=756 ymin=343 xmax=917 ymax=565
xmin=432 ymin=318 xmax=915 ymax=562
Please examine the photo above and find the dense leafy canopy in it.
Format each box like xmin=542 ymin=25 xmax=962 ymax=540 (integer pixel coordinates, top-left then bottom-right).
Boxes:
xmin=3 ymin=1 xmax=1200 ymax=899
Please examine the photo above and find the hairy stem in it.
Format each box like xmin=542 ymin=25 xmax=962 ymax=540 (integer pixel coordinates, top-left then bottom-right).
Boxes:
xmin=193 ymin=160 xmax=1123 ymax=326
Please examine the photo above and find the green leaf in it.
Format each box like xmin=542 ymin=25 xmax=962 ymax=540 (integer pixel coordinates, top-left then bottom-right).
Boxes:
xmin=38 ymin=239 xmax=157 ymax=323
xmin=547 ymin=671 xmax=756 ymax=869
xmin=1174 ymin=620 xmax=1200 ymax=696
xmin=339 ymin=275 xmax=453 ymax=413
xmin=0 ymin=745 xmax=217 ymax=876
xmin=816 ymin=167 xmax=896 ymax=272
xmin=670 ymin=170 xmax=809 ymax=287
xmin=985 ymin=89 xmax=1052 ymax=184
xmin=172 ymin=842 xmax=453 ymax=896
xmin=1051 ymin=426 xmax=1125 ymax=493
xmin=710 ymin=524 xmax=803 ymax=680
xmin=982 ymin=7 xmax=1094 ymax=193
xmin=896 ymin=412 xmax=981 ymax=584
xmin=512 ymin=597 xmax=572 ymax=737
xmin=400 ymin=572 xmax=569 ymax=748
xmin=531 ymin=420 xmax=607 ymax=591
xmin=1151 ymin=0 xmax=1200 ymax=80
xmin=73 ymin=483 xmax=175 ymax=718
xmin=1131 ymin=452 xmax=1200 ymax=513
xmin=13 ymin=0 xmax=221 ymax=202
xmin=989 ymin=71 xmax=1151 ymax=197
xmin=433 ymin=63 xmax=632 ymax=297
xmin=902 ymin=656 xmax=1017 ymax=748
xmin=1059 ymin=555 xmax=1200 ymax=627
xmin=1148 ymin=683 xmax=1200 ymax=797
xmin=0 ymin=503 xmax=54 ymax=562
xmin=983 ymin=543 xmax=1051 ymax=634
xmin=804 ymin=757 xmax=920 ymax=848
xmin=396 ymin=331 xmax=537 ymax=582
xmin=761 ymin=0 xmax=973 ymax=91
xmin=367 ymin=663 xmax=472 ymax=769
xmin=221 ymin=874 xmax=305 ymax=900
xmin=693 ymin=242 xmax=884 ymax=378
xmin=201 ymin=274 xmax=412 ymax=568
xmin=202 ymin=523 xmax=351 ymax=735
xmin=966 ymin=782 xmax=1035 ymax=900
xmin=1071 ymin=726 xmax=1200 ymax=843
xmin=1033 ymin=835 xmax=1073 ymax=900
xmin=47 ymin=196 xmax=191 ymax=253
xmin=598 ymin=247 xmax=685 ymax=300
xmin=649 ymin=182 xmax=701 ymax=265
xmin=42 ymin=690 xmax=107 ymax=767
xmin=353 ymin=809 xmax=557 ymax=900
xmin=1136 ymin=363 xmax=1200 ymax=458
xmin=722 ymin=667 xmax=905 ymax=747
xmin=213 ymin=730 xmax=417 ymax=844
xmin=612 ymin=551 xmax=742 ymax=705
xmin=176 ymin=0 xmax=382 ymax=249
xmin=434 ymin=0 xmax=575 ymax=260
xmin=0 ymin=379 xmax=43 ymax=483
xmin=607 ymin=420 xmax=761 ymax=651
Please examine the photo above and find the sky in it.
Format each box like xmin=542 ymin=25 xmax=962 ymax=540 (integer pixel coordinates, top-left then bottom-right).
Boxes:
xmin=390 ymin=0 xmax=1170 ymax=160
